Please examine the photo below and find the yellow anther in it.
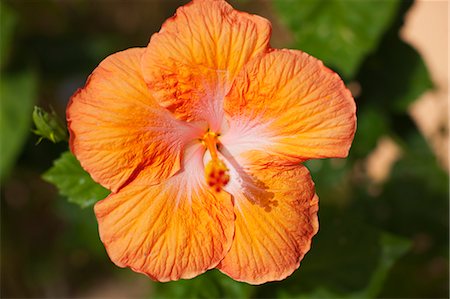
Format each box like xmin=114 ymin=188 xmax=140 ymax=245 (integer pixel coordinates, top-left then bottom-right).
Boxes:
xmin=202 ymin=131 xmax=229 ymax=192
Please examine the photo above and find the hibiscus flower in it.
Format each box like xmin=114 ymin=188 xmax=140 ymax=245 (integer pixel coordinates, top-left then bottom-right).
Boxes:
xmin=67 ymin=0 xmax=356 ymax=284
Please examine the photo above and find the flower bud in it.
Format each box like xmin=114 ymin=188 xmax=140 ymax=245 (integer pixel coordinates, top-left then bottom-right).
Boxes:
xmin=32 ymin=106 xmax=68 ymax=143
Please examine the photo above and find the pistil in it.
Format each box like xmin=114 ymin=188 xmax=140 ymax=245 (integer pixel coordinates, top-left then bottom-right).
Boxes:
xmin=202 ymin=131 xmax=230 ymax=192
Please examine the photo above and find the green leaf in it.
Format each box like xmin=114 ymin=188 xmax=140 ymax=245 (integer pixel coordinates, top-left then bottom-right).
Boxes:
xmin=352 ymin=233 xmax=411 ymax=298
xmin=358 ymin=34 xmax=433 ymax=113
xmin=290 ymin=211 xmax=380 ymax=294
xmin=274 ymin=0 xmax=400 ymax=78
xmin=351 ymin=107 xmax=390 ymax=158
xmin=0 ymin=2 xmax=17 ymax=68
xmin=153 ymin=269 xmax=254 ymax=299
xmin=304 ymin=158 xmax=352 ymax=205
xmin=0 ymin=70 xmax=37 ymax=180
xmin=42 ymin=151 xmax=109 ymax=208
xmin=367 ymin=132 xmax=449 ymax=297
xmin=32 ymin=106 xmax=68 ymax=143
xmin=255 ymin=207 xmax=411 ymax=299
xmin=276 ymin=233 xmax=410 ymax=299
xmin=372 ymin=132 xmax=448 ymax=244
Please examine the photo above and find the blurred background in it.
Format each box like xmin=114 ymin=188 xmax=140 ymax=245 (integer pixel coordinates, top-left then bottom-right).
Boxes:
xmin=1 ymin=0 xmax=448 ymax=298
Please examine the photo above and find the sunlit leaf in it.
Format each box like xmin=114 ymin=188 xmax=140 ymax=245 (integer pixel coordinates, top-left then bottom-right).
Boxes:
xmin=42 ymin=151 xmax=109 ymax=208
xmin=0 ymin=71 xmax=37 ymax=180
xmin=274 ymin=0 xmax=400 ymax=78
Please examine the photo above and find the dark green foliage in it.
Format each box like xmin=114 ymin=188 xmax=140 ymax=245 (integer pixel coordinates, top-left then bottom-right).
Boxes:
xmin=367 ymin=134 xmax=449 ymax=297
xmin=154 ymin=270 xmax=254 ymax=299
xmin=0 ymin=1 xmax=17 ymax=68
xmin=1 ymin=0 xmax=448 ymax=298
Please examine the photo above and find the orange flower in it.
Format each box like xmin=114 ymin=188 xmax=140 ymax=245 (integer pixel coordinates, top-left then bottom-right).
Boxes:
xmin=67 ymin=0 xmax=356 ymax=284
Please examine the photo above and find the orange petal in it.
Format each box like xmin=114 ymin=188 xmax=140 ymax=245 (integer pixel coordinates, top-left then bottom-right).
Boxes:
xmin=141 ymin=0 xmax=271 ymax=131
xmin=95 ymin=144 xmax=235 ymax=281
xmin=217 ymin=152 xmax=319 ymax=284
xmin=224 ymin=49 xmax=356 ymax=162
xmin=67 ymin=48 xmax=203 ymax=192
